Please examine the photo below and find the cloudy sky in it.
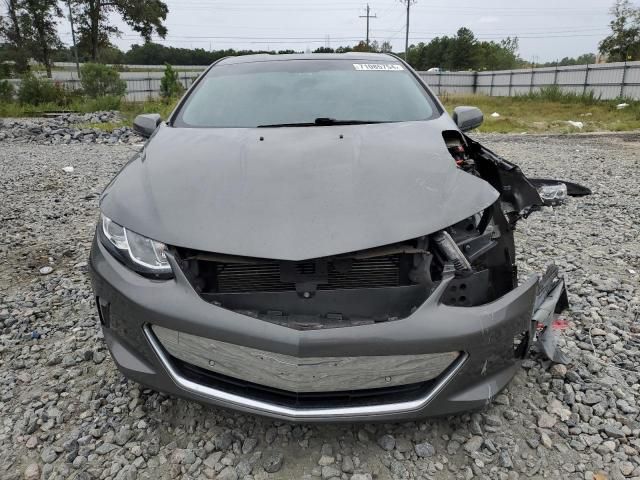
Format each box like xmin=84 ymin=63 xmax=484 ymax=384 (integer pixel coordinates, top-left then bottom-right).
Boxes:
xmin=58 ymin=0 xmax=619 ymax=62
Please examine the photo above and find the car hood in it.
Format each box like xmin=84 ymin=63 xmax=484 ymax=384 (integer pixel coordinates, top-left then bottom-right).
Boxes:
xmin=101 ymin=116 xmax=499 ymax=260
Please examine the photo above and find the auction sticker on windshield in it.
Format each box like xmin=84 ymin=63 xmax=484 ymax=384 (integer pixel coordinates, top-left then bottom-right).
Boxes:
xmin=353 ymin=63 xmax=404 ymax=71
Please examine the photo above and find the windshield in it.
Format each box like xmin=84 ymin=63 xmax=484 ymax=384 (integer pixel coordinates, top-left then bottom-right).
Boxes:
xmin=173 ymin=59 xmax=440 ymax=128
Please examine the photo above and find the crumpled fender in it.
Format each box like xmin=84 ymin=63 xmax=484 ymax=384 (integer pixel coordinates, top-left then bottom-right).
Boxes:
xmin=464 ymin=134 xmax=543 ymax=224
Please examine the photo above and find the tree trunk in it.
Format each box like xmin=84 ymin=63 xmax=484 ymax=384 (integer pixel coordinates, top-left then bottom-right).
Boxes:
xmin=21 ymin=0 xmax=52 ymax=77
xmin=7 ymin=0 xmax=23 ymax=44
xmin=90 ymin=0 xmax=101 ymax=61
xmin=42 ymin=43 xmax=52 ymax=77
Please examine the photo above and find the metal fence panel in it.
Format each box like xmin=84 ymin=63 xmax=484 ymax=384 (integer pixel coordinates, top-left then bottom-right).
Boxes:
xmin=418 ymin=61 xmax=640 ymax=100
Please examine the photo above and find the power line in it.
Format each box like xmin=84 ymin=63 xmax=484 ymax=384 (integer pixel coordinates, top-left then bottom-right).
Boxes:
xmin=162 ymin=0 xmax=609 ymax=15
xmin=359 ymin=4 xmax=377 ymax=46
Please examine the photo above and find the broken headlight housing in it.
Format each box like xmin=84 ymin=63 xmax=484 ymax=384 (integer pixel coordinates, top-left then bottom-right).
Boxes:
xmin=98 ymin=213 xmax=173 ymax=279
xmin=537 ymin=182 xmax=568 ymax=206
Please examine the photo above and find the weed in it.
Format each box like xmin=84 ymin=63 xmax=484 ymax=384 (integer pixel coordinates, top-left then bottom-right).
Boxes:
xmin=442 ymin=94 xmax=640 ymax=133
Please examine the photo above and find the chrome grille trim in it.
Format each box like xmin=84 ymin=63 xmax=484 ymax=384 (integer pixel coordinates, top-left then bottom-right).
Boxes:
xmin=143 ymin=324 xmax=468 ymax=419
xmin=152 ymin=324 xmax=459 ymax=392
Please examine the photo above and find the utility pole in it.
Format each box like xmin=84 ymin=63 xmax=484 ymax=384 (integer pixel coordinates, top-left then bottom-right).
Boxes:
xmin=401 ymin=0 xmax=416 ymax=61
xmin=67 ymin=0 xmax=81 ymax=79
xmin=359 ymin=4 xmax=377 ymax=47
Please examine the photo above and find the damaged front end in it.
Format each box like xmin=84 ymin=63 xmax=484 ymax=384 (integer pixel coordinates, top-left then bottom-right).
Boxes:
xmin=461 ymin=134 xmax=571 ymax=363
xmin=173 ymin=133 xmax=570 ymax=365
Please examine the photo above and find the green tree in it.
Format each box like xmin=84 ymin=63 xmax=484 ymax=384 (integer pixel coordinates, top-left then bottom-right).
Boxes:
xmin=0 ymin=0 xmax=30 ymax=72
xmin=20 ymin=0 xmax=62 ymax=77
xmin=335 ymin=45 xmax=354 ymax=53
xmin=0 ymin=0 xmax=62 ymax=77
xmin=95 ymin=45 xmax=126 ymax=64
xmin=406 ymin=28 xmax=520 ymax=71
xmin=159 ymin=62 xmax=182 ymax=100
xmin=0 ymin=78 xmax=14 ymax=101
xmin=476 ymin=37 xmax=519 ymax=70
xmin=18 ymin=72 xmax=60 ymax=104
xmin=445 ymin=28 xmax=477 ymax=70
xmin=80 ymin=62 xmax=126 ymax=97
xmin=352 ymin=40 xmax=371 ymax=52
xmin=599 ymin=0 xmax=640 ymax=61
xmin=540 ymin=53 xmax=597 ymax=67
xmin=379 ymin=41 xmax=393 ymax=53
xmin=73 ymin=0 xmax=169 ymax=61
xmin=313 ymin=47 xmax=335 ymax=53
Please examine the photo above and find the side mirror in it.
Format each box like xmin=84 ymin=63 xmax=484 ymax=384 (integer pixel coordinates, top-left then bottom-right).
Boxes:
xmin=133 ymin=113 xmax=162 ymax=138
xmin=452 ymin=106 xmax=483 ymax=132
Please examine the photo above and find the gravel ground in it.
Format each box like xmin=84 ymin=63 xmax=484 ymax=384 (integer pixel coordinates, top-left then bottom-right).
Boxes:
xmin=0 ymin=133 xmax=639 ymax=480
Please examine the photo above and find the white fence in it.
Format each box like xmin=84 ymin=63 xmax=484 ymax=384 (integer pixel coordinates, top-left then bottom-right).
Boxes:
xmin=6 ymin=69 xmax=203 ymax=102
xmin=51 ymin=69 xmax=203 ymax=102
xmin=6 ymin=61 xmax=640 ymax=102
xmin=417 ymin=61 xmax=640 ymax=100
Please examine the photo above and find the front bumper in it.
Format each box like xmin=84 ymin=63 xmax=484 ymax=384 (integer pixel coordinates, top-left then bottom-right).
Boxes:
xmin=89 ymin=237 xmax=558 ymax=422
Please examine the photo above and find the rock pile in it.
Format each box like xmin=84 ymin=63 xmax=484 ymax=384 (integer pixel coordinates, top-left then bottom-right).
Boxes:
xmin=0 ymin=111 xmax=142 ymax=145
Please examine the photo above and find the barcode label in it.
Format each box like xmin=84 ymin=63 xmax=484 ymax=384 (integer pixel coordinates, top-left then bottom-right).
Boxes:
xmin=353 ymin=63 xmax=404 ymax=71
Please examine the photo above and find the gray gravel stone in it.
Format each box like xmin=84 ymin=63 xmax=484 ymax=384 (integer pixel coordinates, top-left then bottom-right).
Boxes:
xmin=538 ymin=412 xmax=557 ymax=428
xmin=463 ymin=436 xmax=483 ymax=454
xmin=40 ymin=446 xmax=57 ymax=463
xmin=341 ymin=455 xmax=354 ymax=473
xmin=377 ymin=434 xmax=395 ymax=451
xmin=262 ymin=451 xmax=284 ymax=473
xmin=114 ymin=426 xmax=133 ymax=446
xmin=23 ymin=463 xmax=40 ymax=480
xmin=217 ymin=466 xmax=238 ymax=480
xmin=415 ymin=442 xmax=436 ymax=458
xmin=322 ymin=465 xmax=341 ymax=479
xmin=350 ymin=475 xmax=372 ymax=480
xmin=242 ymin=437 xmax=258 ymax=455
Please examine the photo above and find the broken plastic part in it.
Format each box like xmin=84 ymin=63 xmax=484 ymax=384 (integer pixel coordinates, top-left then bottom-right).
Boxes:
xmin=432 ymin=231 xmax=472 ymax=274
xmin=532 ymin=265 xmax=570 ymax=364
xmin=537 ymin=182 xmax=568 ymax=205
xmin=528 ymin=178 xmax=592 ymax=197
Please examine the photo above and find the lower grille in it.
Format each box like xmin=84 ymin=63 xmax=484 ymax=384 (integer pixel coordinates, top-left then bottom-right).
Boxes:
xmin=173 ymin=356 xmax=437 ymax=409
xmin=152 ymin=324 xmax=459 ymax=392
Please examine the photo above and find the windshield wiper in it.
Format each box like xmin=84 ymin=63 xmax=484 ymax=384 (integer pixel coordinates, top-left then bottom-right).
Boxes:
xmin=257 ymin=118 xmax=386 ymax=128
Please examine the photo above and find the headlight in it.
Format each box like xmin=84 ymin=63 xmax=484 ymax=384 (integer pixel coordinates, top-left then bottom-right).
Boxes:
xmin=99 ymin=213 xmax=173 ymax=278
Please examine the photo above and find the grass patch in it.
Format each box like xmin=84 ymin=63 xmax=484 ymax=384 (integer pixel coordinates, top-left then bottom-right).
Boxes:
xmin=3 ymin=89 xmax=640 ymax=134
xmin=440 ymin=91 xmax=640 ymax=134
xmin=119 ymin=98 xmax=178 ymax=124
xmin=75 ymin=121 xmax=126 ymax=132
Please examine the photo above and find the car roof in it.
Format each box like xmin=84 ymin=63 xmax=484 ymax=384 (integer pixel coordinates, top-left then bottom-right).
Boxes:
xmin=216 ymin=52 xmax=399 ymax=66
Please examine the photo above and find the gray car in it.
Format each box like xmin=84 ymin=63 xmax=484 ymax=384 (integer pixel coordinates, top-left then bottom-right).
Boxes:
xmin=89 ymin=53 xmax=569 ymax=422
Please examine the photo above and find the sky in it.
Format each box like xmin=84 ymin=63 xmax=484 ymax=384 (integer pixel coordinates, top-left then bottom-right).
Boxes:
xmin=57 ymin=0 xmax=620 ymax=63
